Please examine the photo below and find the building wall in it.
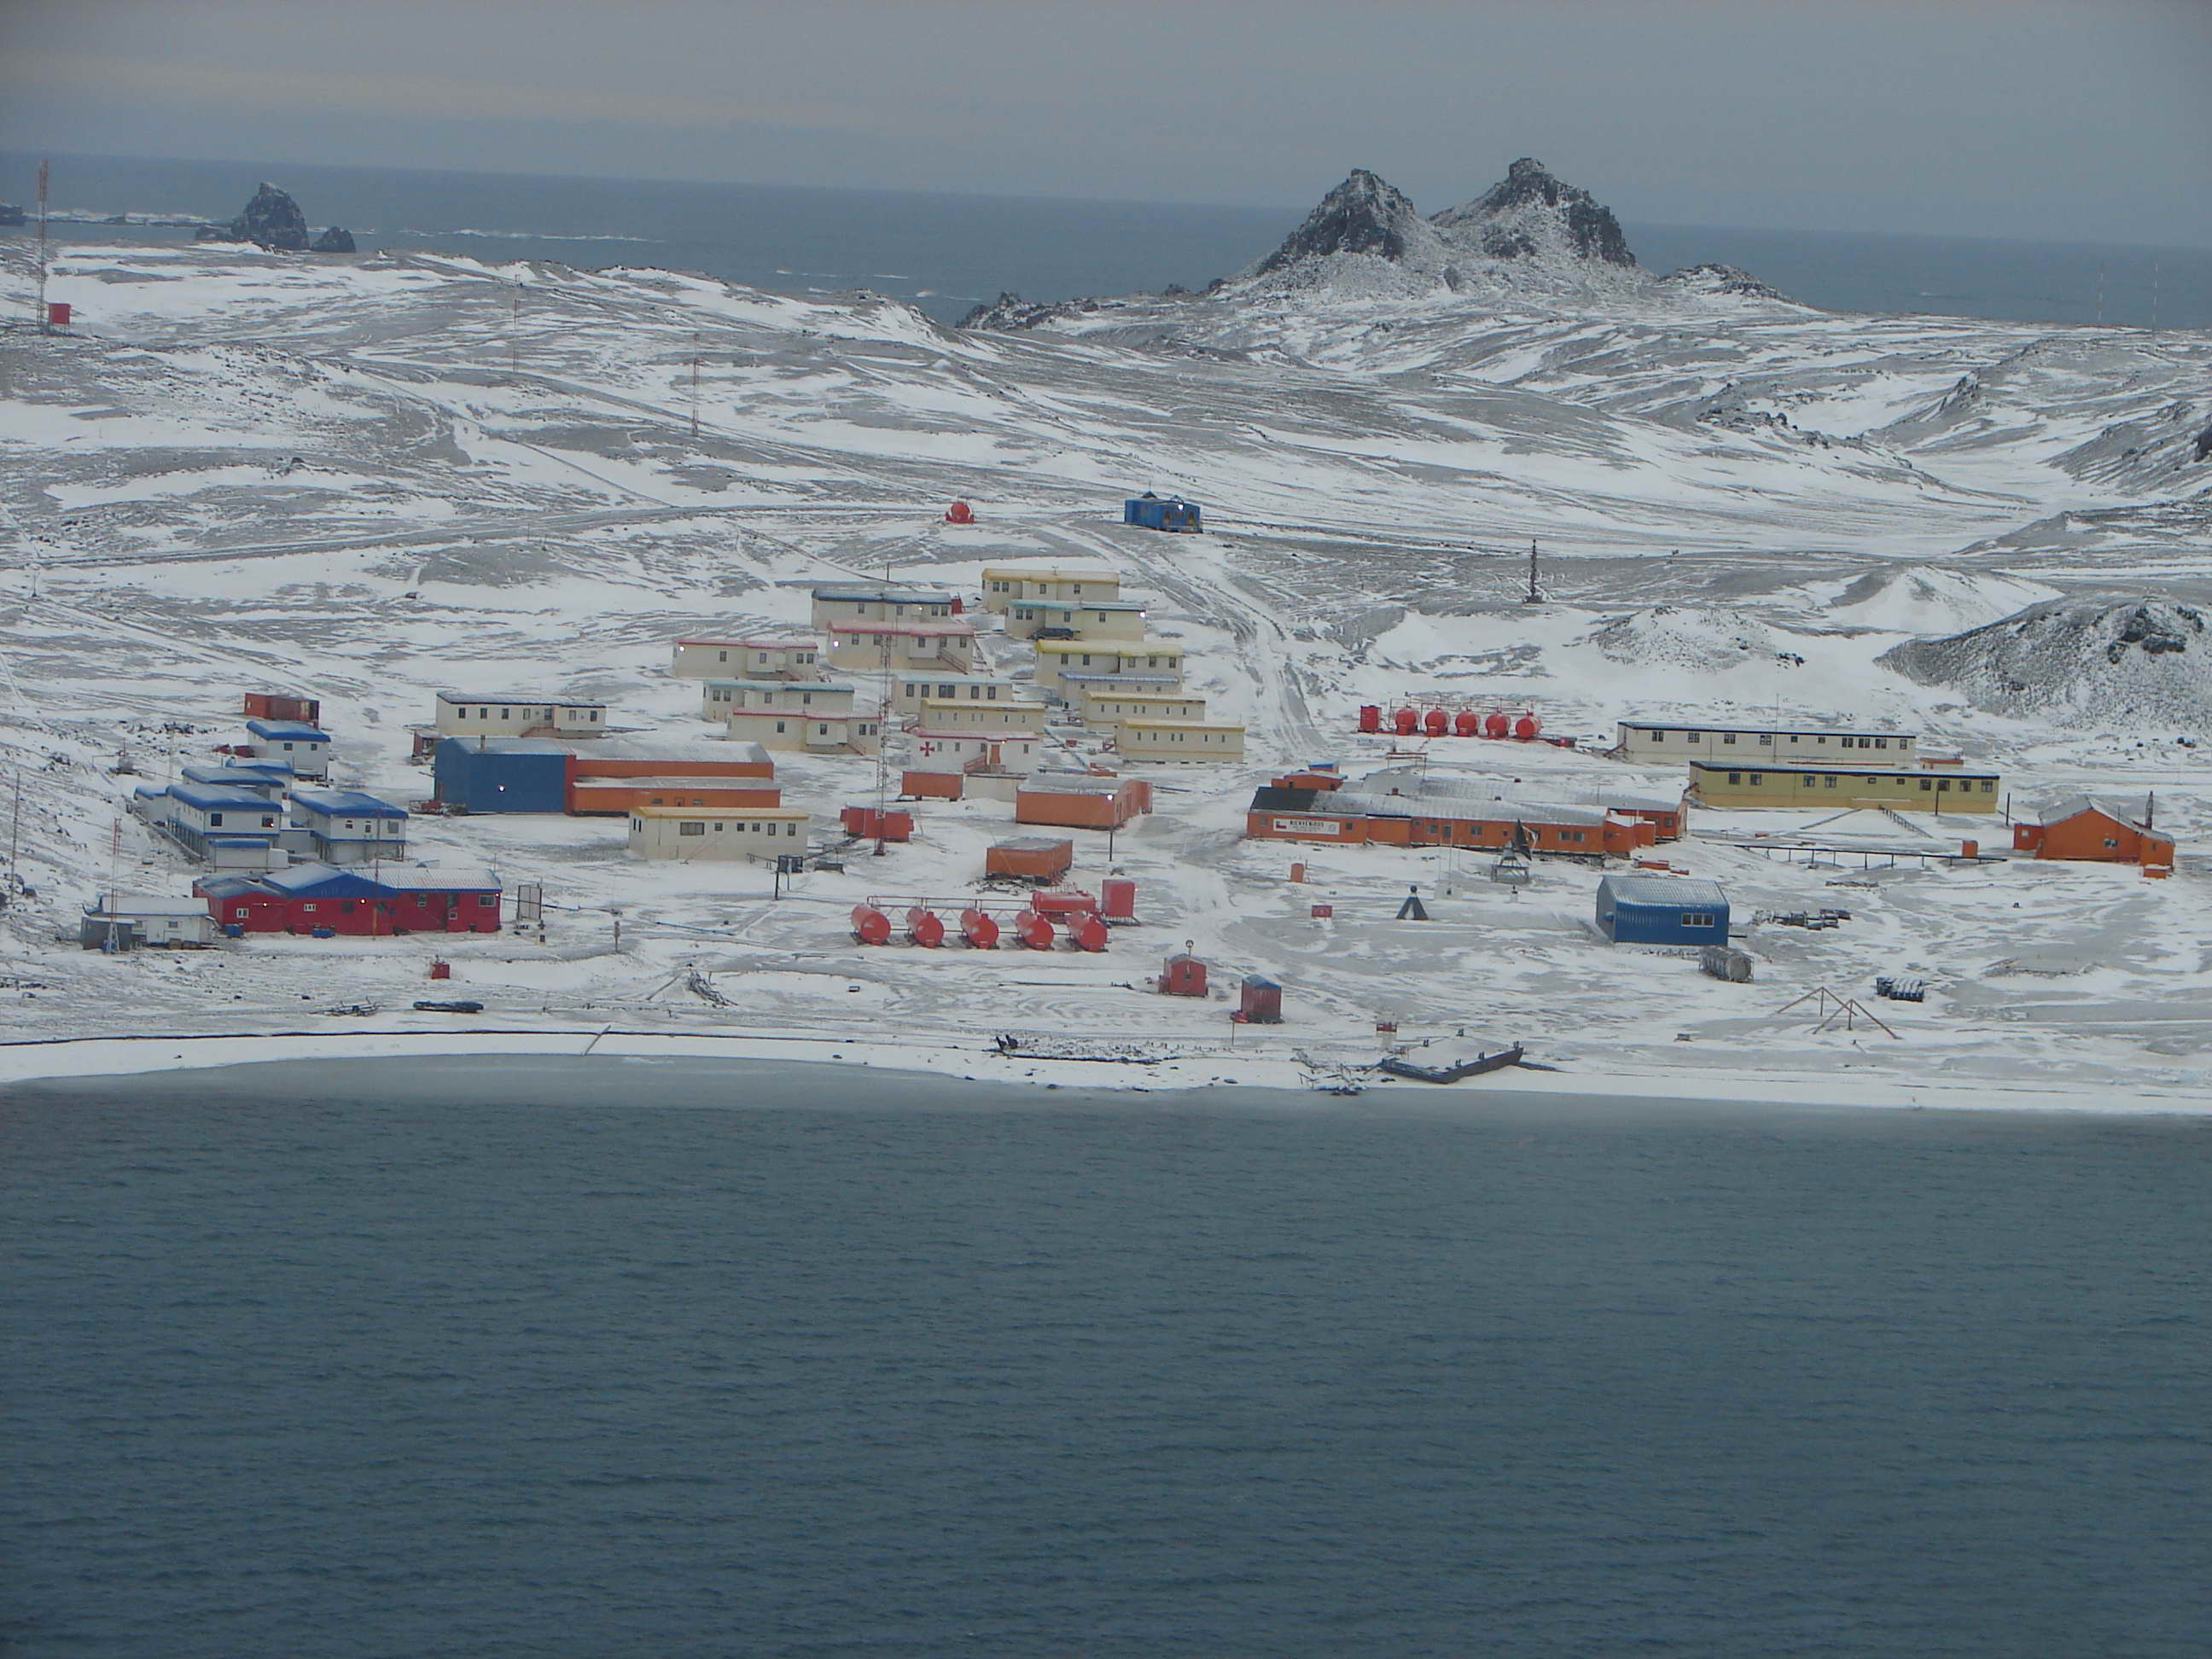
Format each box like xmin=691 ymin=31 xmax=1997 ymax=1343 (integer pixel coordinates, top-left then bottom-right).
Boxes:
xmin=1690 ymin=765 xmax=2000 ymax=812
xmin=980 ymin=571 xmax=1121 ymax=612
xmin=2017 ymin=811 xmax=2175 ymax=865
xmin=568 ymin=783 xmax=782 ymax=817
xmin=1014 ymin=785 xmax=1149 ymax=830
xmin=809 ymin=596 xmax=956 ymax=629
xmin=1033 ymin=646 xmax=1185 ymax=693
xmin=1598 ymin=896 xmax=1730 ymax=946
xmin=1004 ymin=603 xmax=1147 ymax=641
xmin=1077 ymin=691 xmax=1208 ymax=730
xmin=1115 ymin=722 xmax=1246 ymax=762
xmin=627 ymin=811 xmax=812 ymax=860
xmin=1615 ymin=723 xmax=1918 ymax=763
xmin=701 ymin=681 xmax=857 ymax=718
xmin=571 ymin=754 xmax=775 ymax=781
xmin=913 ymin=700 xmax=1045 ymax=732
xmin=723 ymin=710 xmax=881 ymax=754
xmin=824 ymin=633 xmax=975 ymax=673
xmin=889 ymin=677 xmax=1022 ymax=715
xmin=210 ymin=888 xmax=501 ymax=935
xmin=434 ymin=700 xmax=602 ymax=738
xmin=672 ymin=642 xmax=820 ymax=679
xmin=433 ymin=741 xmax=573 ymax=813
xmin=1246 ymin=811 xmax=1641 ymax=854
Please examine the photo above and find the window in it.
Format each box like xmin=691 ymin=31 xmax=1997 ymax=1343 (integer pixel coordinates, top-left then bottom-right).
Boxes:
xmin=1824 ymin=776 xmax=1837 ymax=789
xmin=1757 ymin=735 xmax=1773 ymax=747
xmin=1980 ymin=780 xmax=1995 ymax=793
xmin=775 ymin=721 xmax=786 ymax=733
xmin=1727 ymin=772 xmax=1742 ymax=784
xmin=1722 ymin=733 xmax=1738 ymax=746
xmin=210 ymin=812 xmax=224 ymax=826
xmin=1686 ymin=731 xmax=1702 ymax=742
xmin=2104 ymin=837 xmax=2120 ymax=849
xmin=1937 ymin=778 xmax=1952 ymax=791
xmin=1683 ymin=912 xmax=1714 ymax=928
xmin=302 ymin=903 xmax=317 ymax=913
xmin=1749 ymin=773 xmax=1765 ymax=785
xmin=1876 ymin=738 xmax=1889 ymax=749
xmin=678 ymin=821 xmax=706 ymax=836
xmin=786 ymin=822 xmax=798 ymax=836
xmin=341 ymin=901 xmax=357 ymax=914
xmin=1563 ymin=829 xmax=1586 ymax=843
xmin=500 ymin=707 xmax=510 ymax=720
xmin=713 ymin=824 xmax=725 ymax=833
xmin=1816 ymin=736 xmax=1828 ymax=746
xmin=1919 ymin=778 xmax=1933 ymax=791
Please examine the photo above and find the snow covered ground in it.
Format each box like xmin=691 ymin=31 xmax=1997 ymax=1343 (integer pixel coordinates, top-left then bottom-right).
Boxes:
xmin=2 ymin=234 xmax=2209 ymax=1105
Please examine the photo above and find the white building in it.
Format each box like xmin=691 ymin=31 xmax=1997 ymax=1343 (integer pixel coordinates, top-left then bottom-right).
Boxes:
xmin=1074 ymin=688 xmax=1208 ymax=731
xmin=1033 ymin=637 xmax=1185 ymax=694
xmin=286 ymin=789 xmax=410 ymax=865
xmin=979 ymin=567 xmax=1121 ymax=613
xmin=671 ymin=636 xmax=823 ymax=680
xmin=242 ymin=719 xmax=330 ymax=778
xmin=913 ymin=697 xmax=1045 ymax=733
xmin=824 ymin=618 xmax=978 ymax=673
xmin=79 ymin=896 xmax=217 ymax=949
xmin=699 ymin=678 xmax=859 ymax=720
xmin=434 ymin=693 xmax=607 ymax=740
xmin=1004 ymin=597 xmax=1150 ymax=641
xmin=910 ymin=729 xmax=1043 ymax=771
xmin=628 ymin=804 xmax=812 ymax=861
xmin=724 ymin=707 xmax=882 ymax=755
xmin=886 ymin=674 xmax=1029 ymax=716
xmin=1611 ymin=718 xmax=1919 ymax=764
xmin=807 ymin=585 xmax=959 ymax=630
xmin=1115 ymin=719 xmax=1248 ymax=763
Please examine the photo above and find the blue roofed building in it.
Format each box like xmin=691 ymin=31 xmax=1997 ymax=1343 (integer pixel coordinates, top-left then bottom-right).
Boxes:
xmin=1123 ymin=493 xmax=1202 ymax=533
xmin=179 ymin=760 xmax=294 ymax=801
xmin=137 ymin=783 xmax=288 ymax=869
xmin=1594 ymin=875 xmax=1730 ymax=946
xmin=288 ymin=789 xmax=410 ymax=864
xmin=243 ymin=719 xmax=331 ymax=777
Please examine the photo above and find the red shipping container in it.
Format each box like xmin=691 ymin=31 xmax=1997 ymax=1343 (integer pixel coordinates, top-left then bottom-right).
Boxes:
xmin=1099 ymin=878 xmax=1137 ymax=921
xmin=47 ymin=302 xmax=71 ymax=329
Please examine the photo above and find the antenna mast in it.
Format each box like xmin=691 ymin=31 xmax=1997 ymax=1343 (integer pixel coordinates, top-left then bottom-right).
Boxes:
xmin=1523 ymin=538 xmax=1540 ymax=605
xmin=689 ymin=334 xmax=701 ymax=439
xmin=35 ymin=159 xmax=50 ymax=334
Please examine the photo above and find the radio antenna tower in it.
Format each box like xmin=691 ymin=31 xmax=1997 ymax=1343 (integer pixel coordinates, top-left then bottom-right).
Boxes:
xmin=1523 ymin=538 xmax=1542 ymax=605
xmin=870 ymin=546 xmax=897 ymax=855
xmin=35 ymin=160 xmax=50 ymax=334
xmin=688 ymin=334 xmax=702 ymax=439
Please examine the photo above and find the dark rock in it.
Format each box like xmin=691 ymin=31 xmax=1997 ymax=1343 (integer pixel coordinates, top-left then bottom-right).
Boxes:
xmin=311 ymin=225 xmax=356 ymax=253
xmin=1432 ymin=157 xmax=1637 ymax=266
xmin=1254 ymin=169 xmax=1432 ymax=276
xmin=1662 ymin=262 xmax=1790 ymax=301
xmin=198 ymin=182 xmax=314 ymax=251
xmin=2194 ymin=421 xmax=2212 ymax=463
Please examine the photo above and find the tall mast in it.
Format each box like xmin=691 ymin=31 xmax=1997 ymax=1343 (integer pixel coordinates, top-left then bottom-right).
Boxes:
xmin=34 ymin=159 xmax=49 ymax=333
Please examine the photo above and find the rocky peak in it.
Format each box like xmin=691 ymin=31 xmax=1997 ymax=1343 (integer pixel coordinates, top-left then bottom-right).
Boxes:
xmin=1431 ymin=157 xmax=1636 ymax=267
xmin=311 ymin=225 xmax=356 ymax=253
xmin=1253 ymin=170 xmax=1446 ymax=276
xmin=195 ymin=182 xmax=322 ymax=252
xmin=1661 ymin=262 xmax=1790 ymax=301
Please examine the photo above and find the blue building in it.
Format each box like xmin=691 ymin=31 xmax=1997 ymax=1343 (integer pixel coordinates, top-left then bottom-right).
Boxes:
xmin=1123 ymin=493 xmax=1202 ymax=533
xmin=288 ymin=789 xmax=410 ymax=864
xmin=1595 ymin=875 xmax=1730 ymax=946
xmin=179 ymin=760 xmax=294 ymax=801
xmin=243 ymin=718 xmax=331 ymax=777
xmin=434 ymin=736 xmax=571 ymax=813
xmin=137 ymin=783 xmax=288 ymax=868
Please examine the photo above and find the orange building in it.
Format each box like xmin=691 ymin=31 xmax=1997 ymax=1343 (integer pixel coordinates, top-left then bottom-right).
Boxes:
xmin=1015 ymin=775 xmax=1152 ymax=830
xmin=2012 ymin=797 xmax=2174 ymax=867
xmin=1246 ymin=785 xmax=1651 ymax=856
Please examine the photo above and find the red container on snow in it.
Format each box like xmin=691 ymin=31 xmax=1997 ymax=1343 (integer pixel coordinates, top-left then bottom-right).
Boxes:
xmin=905 ymin=905 xmax=945 ymax=947
xmin=944 ymin=500 xmax=975 ymax=525
xmin=1099 ymin=877 xmax=1136 ymax=921
xmin=1514 ymin=713 xmax=1541 ymax=741
xmin=1482 ymin=710 xmax=1511 ymax=739
xmin=47 ymin=302 xmax=71 ymax=329
xmin=959 ymin=906 xmax=1000 ymax=949
xmin=1453 ymin=710 xmax=1481 ymax=737
xmin=1159 ymin=952 xmax=1208 ymax=996
xmin=1068 ymin=912 xmax=1109 ymax=952
xmin=1357 ymin=705 xmax=1382 ymax=734
xmin=850 ymin=904 xmax=891 ymax=945
xmin=1393 ymin=707 xmax=1420 ymax=736
xmin=1014 ymin=909 xmax=1055 ymax=951
xmin=1031 ymin=887 xmax=1098 ymax=917
xmin=1423 ymin=708 xmax=1448 ymax=736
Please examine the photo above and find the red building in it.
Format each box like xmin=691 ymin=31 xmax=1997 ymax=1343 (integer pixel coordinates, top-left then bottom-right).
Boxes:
xmin=195 ymin=864 xmax=502 ymax=935
xmin=2013 ymin=797 xmax=2174 ymax=868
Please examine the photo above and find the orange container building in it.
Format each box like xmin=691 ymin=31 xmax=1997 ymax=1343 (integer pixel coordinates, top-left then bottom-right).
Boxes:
xmin=1014 ymin=775 xmax=1151 ymax=831
xmin=985 ymin=837 xmax=1075 ymax=883
xmin=2011 ymin=796 xmax=2174 ymax=867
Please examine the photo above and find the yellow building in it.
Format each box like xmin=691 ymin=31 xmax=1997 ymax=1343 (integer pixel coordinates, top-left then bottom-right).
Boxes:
xmin=1115 ymin=719 xmax=1247 ymax=763
xmin=1687 ymin=760 xmax=2000 ymax=812
xmin=1033 ymin=637 xmax=1185 ymax=694
xmin=1075 ymin=688 xmax=1208 ymax=731
xmin=913 ymin=697 xmax=1049 ymax=732
xmin=627 ymin=804 xmax=812 ymax=860
xmin=1004 ymin=598 xmax=1149 ymax=641
xmin=979 ymin=567 xmax=1121 ymax=613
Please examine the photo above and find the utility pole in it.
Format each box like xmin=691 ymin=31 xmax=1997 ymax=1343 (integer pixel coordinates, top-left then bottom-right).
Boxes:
xmin=1523 ymin=538 xmax=1540 ymax=604
xmin=2095 ymin=263 xmax=2105 ymax=327
xmin=34 ymin=160 xmax=50 ymax=334
xmin=2150 ymin=261 xmax=2160 ymax=331
xmin=689 ymin=334 xmax=701 ymax=440
xmin=509 ymin=284 xmax=521 ymax=381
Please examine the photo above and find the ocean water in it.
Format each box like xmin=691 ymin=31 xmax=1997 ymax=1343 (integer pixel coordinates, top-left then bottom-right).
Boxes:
xmin=5 ymin=1056 xmax=2209 ymax=1657
xmin=3 ymin=149 xmax=2208 ymax=332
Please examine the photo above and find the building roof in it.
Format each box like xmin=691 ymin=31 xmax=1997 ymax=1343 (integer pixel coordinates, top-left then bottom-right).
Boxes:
xmin=88 ymin=895 xmax=209 ymax=917
xmin=725 ymin=706 xmax=870 ymax=724
xmin=981 ymin=566 xmax=1118 ymax=583
xmin=992 ymin=835 xmax=1074 ymax=851
xmin=1599 ymin=874 xmax=1730 ymax=909
xmin=290 ymin=789 xmax=409 ymax=821
xmin=1118 ymin=719 xmax=1244 ymax=734
xmin=705 ymin=678 xmax=859 ymax=694
xmin=1621 ymin=717 xmax=1917 ymax=738
xmin=811 ymin=585 xmax=956 ymax=604
xmin=436 ymin=735 xmax=574 ymax=757
xmin=631 ymin=805 xmax=810 ymax=820
xmin=1034 ymin=637 xmax=1182 ymax=655
xmin=1019 ymin=773 xmax=1136 ymax=797
xmin=585 ymin=734 xmax=776 ymax=765
xmin=571 ymin=776 xmax=783 ymax=795
xmin=675 ymin=635 xmax=817 ymax=649
xmin=2039 ymin=795 xmax=2163 ymax=836
xmin=1251 ymin=786 xmax=1337 ymax=814
xmin=242 ymin=719 xmax=329 ymax=742
xmin=824 ymin=619 xmax=975 ymax=637
xmin=256 ymin=862 xmax=498 ymax=897
xmin=181 ymin=760 xmax=294 ymax=785
xmin=1012 ymin=597 xmax=1149 ymax=613
xmin=434 ymin=690 xmax=606 ymax=709
xmin=894 ymin=672 xmax=1021 ymax=687
xmin=1057 ymin=672 xmax=1182 ymax=690
xmin=169 ymin=783 xmax=284 ymax=812
xmin=1077 ymin=689 xmax=1204 ymax=703
xmin=1687 ymin=759 xmax=1998 ymax=780
xmin=911 ymin=727 xmax=1040 ymax=742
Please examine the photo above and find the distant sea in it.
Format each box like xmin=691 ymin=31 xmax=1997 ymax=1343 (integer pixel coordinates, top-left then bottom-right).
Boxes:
xmin=3 ymin=149 xmax=2209 ymax=330
xmin=6 ymin=1057 xmax=2210 ymax=1656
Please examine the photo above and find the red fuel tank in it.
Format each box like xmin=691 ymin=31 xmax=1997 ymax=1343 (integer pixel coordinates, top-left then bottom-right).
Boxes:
xmin=1422 ymin=708 xmax=1448 ymax=736
xmin=850 ymin=904 xmax=891 ymax=945
xmin=1393 ymin=707 xmax=1420 ymax=736
xmin=1453 ymin=710 xmax=1481 ymax=736
xmin=905 ymin=905 xmax=944 ymax=947
xmin=1514 ymin=713 xmax=1541 ymax=741
xmin=1482 ymin=710 xmax=1511 ymax=739
xmin=1357 ymin=705 xmax=1382 ymax=733
xmin=959 ymin=907 xmax=1000 ymax=948
xmin=1068 ymin=912 xmax=1109 ymax=952
xmin=1014 ymin=909 xmax=1055 ymax=951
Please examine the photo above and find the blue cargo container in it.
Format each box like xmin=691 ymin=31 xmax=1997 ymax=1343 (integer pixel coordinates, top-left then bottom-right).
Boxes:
xmin=1124 ymin=493 xmax=1202 ymax=533
xmin=1595 ymin=875 xmax=1729 ymax=946
xmin=433 ymin=736 xmax=571 ymax=814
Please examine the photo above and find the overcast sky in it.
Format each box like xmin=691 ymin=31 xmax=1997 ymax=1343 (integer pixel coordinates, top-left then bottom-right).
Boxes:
xmin=3 ymin=0 xmax=2209 ymax=247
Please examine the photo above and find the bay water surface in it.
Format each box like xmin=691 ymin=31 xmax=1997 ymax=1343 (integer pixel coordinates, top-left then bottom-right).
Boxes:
xmin=4 ymin=1056 xmax=2209 ymax=1656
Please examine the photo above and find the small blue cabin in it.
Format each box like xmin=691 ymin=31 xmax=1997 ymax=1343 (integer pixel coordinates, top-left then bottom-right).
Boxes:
xmin=1595 ymin=874 xmax=1729 ymax=947
xmin=1124 ymin=493 xmax=1202 ymax=533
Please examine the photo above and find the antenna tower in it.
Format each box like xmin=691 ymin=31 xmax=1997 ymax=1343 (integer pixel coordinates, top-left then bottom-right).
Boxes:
xmin=509 ymin=284 xmax=521 ymax=381
xmin=689 ymin=335 xmax=701 ymax=439
xmin=1523 ymin=538 xmax=1540 ymax=604
xmin=870 ymin=546 xmax=898 ymax=855
xmin=35 ymin=160 xmax=50 ymax=334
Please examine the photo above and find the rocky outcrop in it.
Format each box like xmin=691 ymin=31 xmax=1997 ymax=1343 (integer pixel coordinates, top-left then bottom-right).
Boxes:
xmin=2194 ymin=420 xmax=2212 ymax=463
xmin=194 ymin=182 xmax=323 ymax=251
xmin=311 ymin=225 xmax=356 ymax=253
xmin=1662 ymin=262 xmax=1790 ymax=301
xmin=958 ymin=290 xmax=1108 ymax=330
xmin=1253 ymin=170 xmax=1449 ymax=277
xmin=0 ymin=201 xmax=25 ymax=228
xmin=1881 ymin=597 xmax=2212 ymax=729
xmin=1431 ymin=158 xmax=1636 ymax=267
